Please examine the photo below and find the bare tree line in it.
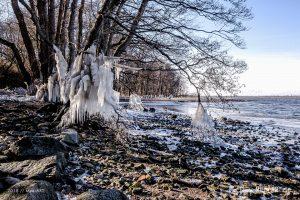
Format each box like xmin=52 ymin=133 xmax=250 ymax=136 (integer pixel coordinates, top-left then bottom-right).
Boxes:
xmin=0 ymin=0 xmax=252 ymax=99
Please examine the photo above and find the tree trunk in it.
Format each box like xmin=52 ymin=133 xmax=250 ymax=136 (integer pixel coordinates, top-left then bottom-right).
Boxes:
xmin=105 ymin=0 xmax=127 ymax=55
xmin=48 ymin=0 xmax=56 ymax=43
xmin=114 ymin=0 xmax=149 ymax=57
xmin=11 ymin=0 xmax=40 ymax=79
xmin=60 ymin=0 xmax=70 ymax=55
xmin=48 ymin=0 xmax=56 ymax=78
xmin=55 ymin=0 xmax=65 ymax=44
xmin=37 ymin=0 xmax=50 ymax=82
xmin=68 ymin=0 xmax=78 ymax=66
xmin=0 ymin=37 xmax=32 ymax=84
xmin=77 ymin=0 xmax=85 ymax=51
xmin=84 ymin=0 xmax=121 ymax=51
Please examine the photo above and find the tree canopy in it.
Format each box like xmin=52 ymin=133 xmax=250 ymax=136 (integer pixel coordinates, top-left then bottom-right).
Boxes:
xmin=0 ymin=0 xmax=252 ymax=99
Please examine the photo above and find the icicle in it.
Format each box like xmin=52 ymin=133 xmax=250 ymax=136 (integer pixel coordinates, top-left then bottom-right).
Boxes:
xmin=129 ymin=94 xmax=144 ymax=110
xmin=58 ymin=45 xmax=120 ymax=126
xmin=192 ymin=103 xmax=214 ymax=130
xmin=69 ymin=75 xmax=81 ymax=99
xmin=53 ymin=46 xmax=68 ymax=80
xmin=47 ymin=75 xmax=55 ymax=102
xmin=35 ymin=84 xmax=46 ymax=101
xmin=82 ymin=75 xmax=91 ymax=92
xmin=115 ymin=67 xmax=122 ymax=80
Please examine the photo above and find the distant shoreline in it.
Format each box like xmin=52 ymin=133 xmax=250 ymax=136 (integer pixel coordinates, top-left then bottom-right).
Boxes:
xmin=121 ymin=95 xmax=300 ymax=103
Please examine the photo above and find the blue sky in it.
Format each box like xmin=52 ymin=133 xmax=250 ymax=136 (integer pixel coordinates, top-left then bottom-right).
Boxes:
xmin=234 ymin=0 xmax=300 ymax=95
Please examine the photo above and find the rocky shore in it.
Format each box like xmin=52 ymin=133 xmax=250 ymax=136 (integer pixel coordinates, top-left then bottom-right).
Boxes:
xmin=0 ymin=96 xmax=300 ymax=199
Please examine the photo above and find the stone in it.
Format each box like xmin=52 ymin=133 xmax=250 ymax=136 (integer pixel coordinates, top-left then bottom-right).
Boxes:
xmin=37 ymin=122 xmax=50 ymax=128
xmin=4 ymin=176 xmax=21 ymax=185
xmin=137 ymin=174 xmax=151 ymax=182
xmin=9 ymin=131 xmax=36 ymax=137
xmin=0 ymin=154 xmax=65 ymax=180
xmin=149 ymin=108 xmax=156 ymax=112
xmin=0 ymin=155 xmax=8 ymax=162
xmin=77 ymin=189 xmax=128 ymax=200
xmin=7 ymin=136 xmax=65 ymax=157
xmin=179 ymin=193 xmax=191 ymax=200
xmin=62 ymin=129 xmax=79 ymax=145
xmin=132 ymin=187 xmax=143 ymax=194
xmin=272 ymin=166 xmax=291 ymax=177
xmin=83 ymin=162 xmax=94 ymax=168
xmin=133 ymin=163 xmax=145 ymax=170
xmin=246 ymin=190 xmax=264 ymax=199
xmin=0 ymin=180 xmax=57 ymax=200
xmin=0 ymin=143 xmax=8 ymax=151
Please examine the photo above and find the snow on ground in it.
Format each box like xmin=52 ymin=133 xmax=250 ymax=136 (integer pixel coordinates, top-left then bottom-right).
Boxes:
xmin=122 ymin=103 xmax=300 ymax=172
xmin=120 ymin=104 xmax=300 ymax=198
xmin=0 ymin=95 xmax=36 ymax=102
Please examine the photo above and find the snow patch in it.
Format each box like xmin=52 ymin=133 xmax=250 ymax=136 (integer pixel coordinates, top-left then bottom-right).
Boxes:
xmin=129 ymin=94 xmax=144 ymax=110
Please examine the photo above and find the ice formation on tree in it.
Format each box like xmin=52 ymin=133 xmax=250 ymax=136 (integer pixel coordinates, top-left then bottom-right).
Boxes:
xmin=35 ymin=84 xmax=47 ymax=101
xmin=129 ymin=93 xmax=144 ymax=110
xmin=46 ymin=45 xmax=120 ymax=125
xmin=192 ymin=103 xmax=214 ymax=130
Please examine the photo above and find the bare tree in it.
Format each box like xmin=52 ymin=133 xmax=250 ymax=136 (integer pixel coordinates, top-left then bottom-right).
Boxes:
xmin=0 ymin=37 xmax=31 ymax=84
xmin=0 ymin=0 xmax=252 ymax=125
xmin=11 ymin=0 xmax=40 ymax=79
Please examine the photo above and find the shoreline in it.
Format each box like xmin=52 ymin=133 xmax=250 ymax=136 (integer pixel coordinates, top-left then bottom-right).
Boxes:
xmin=0 ymin=98 xmax=299 ymax=199
xmin=121 ymin=95 xmax=300 ymax=103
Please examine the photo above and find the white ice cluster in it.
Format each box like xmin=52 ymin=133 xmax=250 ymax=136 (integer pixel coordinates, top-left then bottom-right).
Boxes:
xmin=47 ymin=45 xmax=119 ymax=125
xmin=129 ymin=93 xmax=144 ymax=110
xmin=192 ymin=103 xmax=215 ymax=130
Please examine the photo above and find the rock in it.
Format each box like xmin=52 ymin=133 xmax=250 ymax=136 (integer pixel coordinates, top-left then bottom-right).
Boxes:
xmin=37 ymin=122 xmax=50 ymax=130
xmin=9 ymin=131 xmax=36 ymax=137
xmin=171 ymin=114 xmax=177 ymax=119
xmin=77 ymin=189 xmax=128 ymax=200
xmin=133 ymin=163 xmax=145 ymax=170
xmin=245 ymin=190 xmax=264 ymax=199
xmin=272 ymin=166 xmax=291 ymax=177
xmin=132 ymin=187 xmax=143 ymax=194
xmin=0 ymin=176 xmax=21 ymax=192
xmin=0 ymin=143 xmax=8 ymax=151
xmin=0 ymin=154 xmax=65 ymax=180
xmin=3 ymin=176 xmax=21 ymax=185
xmin=149 ymin=108 xmax=156 ymax=113
xmin=137 ymin=174 xmax=151 ymax=182
xmin=0 ymin=182 xmax=5 ymax=191
xmin=36 ymin=103 xmax=59 ymax=114
xmin=178 ymin=193 xmax=191 ymax=200
xmin=0 ymin=180 xmax=57 ymax=200
xmin=83 ymin=162 xmax=94 ymax=168
xmin=7 ymin=136 xmax=65 ymax=157
xmin=62 ymin=129 xmax=79 ymax=145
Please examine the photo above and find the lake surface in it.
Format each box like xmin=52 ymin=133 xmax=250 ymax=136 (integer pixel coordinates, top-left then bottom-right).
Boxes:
xmin=143 ymin=97 xmax=300 ymax=132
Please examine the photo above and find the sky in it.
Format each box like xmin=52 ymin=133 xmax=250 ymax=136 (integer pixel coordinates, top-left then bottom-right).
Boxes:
xmin=233 ymin=0 xmax=300 ymax=96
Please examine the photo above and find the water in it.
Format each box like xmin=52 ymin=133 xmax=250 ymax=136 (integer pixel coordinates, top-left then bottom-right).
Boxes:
xmin=143 ymin=97 xmax=300 ymax=132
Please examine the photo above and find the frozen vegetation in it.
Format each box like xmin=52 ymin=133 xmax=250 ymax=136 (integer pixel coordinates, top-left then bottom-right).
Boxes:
xmin=38 ymin=46 xmax=120 ymax=126
xmin=129 ymin=94 xmax=144 ymax=111
xmin=191 ymin=103 xmax=215 ymax=131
